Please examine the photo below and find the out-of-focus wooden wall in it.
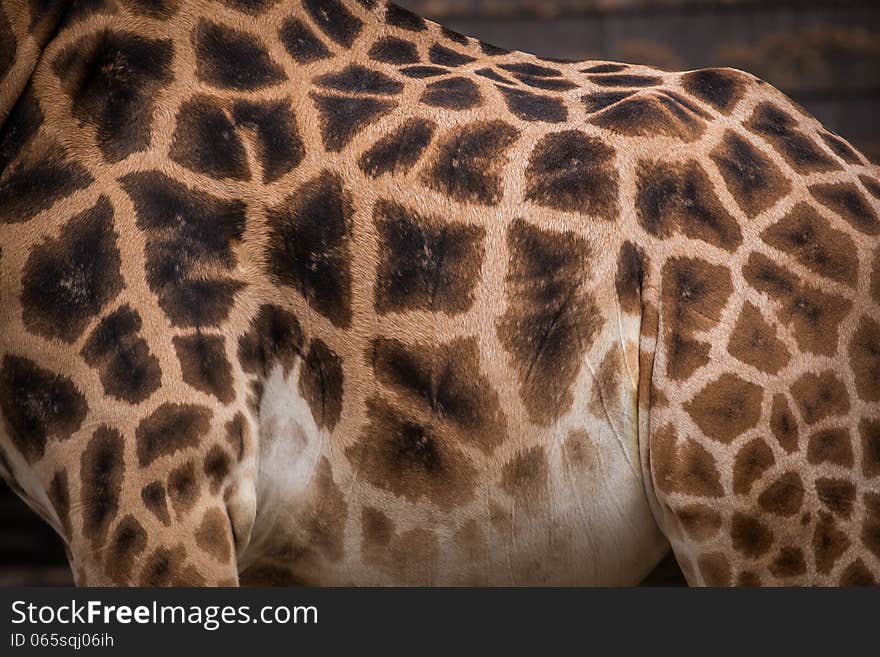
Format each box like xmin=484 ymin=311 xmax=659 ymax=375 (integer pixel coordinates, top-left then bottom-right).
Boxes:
xmin=399 ymin=0 xmax=880 ymax=162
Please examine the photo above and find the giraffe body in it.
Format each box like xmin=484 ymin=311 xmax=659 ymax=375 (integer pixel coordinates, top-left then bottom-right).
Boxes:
xmin=0 ymin=0 xmax=878 ymax=586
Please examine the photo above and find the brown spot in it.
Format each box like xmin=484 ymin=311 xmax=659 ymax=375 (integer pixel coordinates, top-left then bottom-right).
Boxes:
xmin=860 ymin=419 xmax=880 ymax=479
xmin=732 ymin=437 xmax=775 ymax=496
xmin=727 ymin=302 xmax=790 ymax=374
xmin=737 ymin=571 xmax=762 ymax=587
xmin=370 ymin=337 xmax=507 ymax=454
xmin=500 ymin=446 xmax=549 ymax=503
xmin=652 ymin=424 xmax=723 ymax=498
xmin=104 ymin=515 xmax=147 ymax=585
xmin=167 ymin=460 xmax=199 ymax=518
xmin=815 ymin=478 xmax=856 ymax=519
xmin=141 ymin=481 xmax=170 ymax=525
xmin=135 ymin=402 xmax=213 ymax=467
xmin=710 ymin=130 xmax=790 ymax=218
xmin=760 ymin=202 xmax=858 ymax=287
xmin=563 ymin=429 xmax=597 ymax=472
xmin=497 ymin=219 xmax=601 ymax=425
xmin=636 ymin=159 xmax=741 ymax=251
xmin=196 ymin=507 xmax=233 ymax=563
xmin=839 ymin=559 xmax=876 ymax=586
xmin=849 ymin=316 xmax=880 ymax=403
xmin=173 ymin=333 xmax=235 ymax=404
xmin=524 ymin=129 xmax=619 ymax=220
xmin=680 ymin=68 xmax=749 ymax=114
xmin=422 ymin=120 xmax=519 ymax=206
xmin=615 ymin=241 xmax=647 ymax=314
xmin=299 ymin=339 xmax=344 ymax=431
xmin=743 ymin=253 xmax=851 ymax=356
xmin=862 ymin=492 xmax=880 ymax=563
xmin=813 ymin=512 xmax=850 ymax=574
xmin=685 ymin=373 xmax=763 ymax=444
xmin=745 ymin=103 xmax=840 ymax=174
xmin=697 ymin=552 xmax=731 ymax=586
xmin=791 ymin=371 xmax=850 ymax=425
xmin=769 ymin=546 xmax=807 ymax=578
xmin=587 ymin=344 xmax=623 ymax=422
xmin=731 ymin=512 xmax=773 ymax=559
xmin=676 ymin=504 xmax=722 ymax=542
xmin=769 ymin=394 xmax=799 ymax=453
xmin=757 ymin=471 xmax=804 ymax=516
xmin=203 ymin=444 xmax=232 ymax=494
xmin=139 ymin=544 xmax=204 ymax=586
xmin=660 ymin=257 xmax=733 ymax=381
xmin=809 ymin=182 xmax=879 ymax=235
xmin=591 ymin=91 xmax=709 ymax=142
xmin=345 ymin=398 xmax=477 ymax=512
xmin=807 ymin=428 xmax=854 ymax=468
xmin=80 ymin=426 xmax=124 ymax=547
xmin=47 ymin=470 xmax=71 ymax=539
xmin=372 ymin=199 xmax=485 ymax=315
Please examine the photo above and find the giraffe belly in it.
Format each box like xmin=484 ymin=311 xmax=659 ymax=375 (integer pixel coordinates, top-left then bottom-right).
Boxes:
xmin=239 ymin=362 xmax=668 ymax=585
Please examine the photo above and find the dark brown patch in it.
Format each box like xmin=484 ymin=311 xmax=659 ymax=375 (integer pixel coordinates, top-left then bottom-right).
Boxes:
xmin=769 ymin=546 xmax=807 ymax=578
xmin=849 ymin=316 xmax=880 ymax=403
xmin=82 ymin=305 xmax=162 ymax=404
xmin=731 ymin=512 xmax=773 ymax=559
xmin=139 ymin=544 xmax=203 ymax=586
xmin=173 ymin=333 xmax=235 ymax=404
xmin=710 ymin=131 xmax=791 ymax=218
xmin=815 ymin=477 xmax=856 ymax=519
xmin=310 ymin=93 xmax=396 ymax=152
xmin=861 ymin=419 xmax=880 ymax=479
xmin=590 ymin=91 xmax=710 ymax=142
xmin=745 ymin=103 xmax=840 ymax=174
xmin=680 ymin=68 xmax=749 ymax=114
xmin=0 ymin=355 xmax=88 ymax=463
xmin=21 ymin=196 xmax=123 ymax=342
xmin=299 ymin=339 xmax=344 ymax=431
xmin=760 ymin=202 xmax=858 ymax=287
xmin=345 ymin=398 xmax=477 ymax=512
xmin=807 ymin=428 xmax=854 ymax=468
xmin=47 ymin=470 xmax=71 ymax=538
xmin=104 ymin=515 xmax=147 ymax=584
xmin=497 ymin=219 xmax=601 ymax=425
xmin=372 ymin=200 xmax=485 ymax=315
xmin=422 ymin=120 xmax=519 ymax=206
xmin=500 ymin=446 xmax=549 ymax=504
xmin=727 ymin=302 xmax=790 ymax=374
xmin=697 ymin=553 xmax=731 ymax=586
xmin=135 ymin=403 xmax=212 ymax=467
xmin=652 ymin=424 xmax=723 ymax=498
xmin=80 ymin=426 xmax=124 ymax=547
xmin=743 ymin=252 xmax=851 ymax=356
xmin=685 ymin=373 xmax=763 ymax=444
xmin=266 ymin=170 xmax=353 ymax=328
xmin=819 ymin=132 xmax=862 ymax=164
xmin=420 ymin=77 xmax=482 ymax=110
xmin=732 ymin=437 xmax=775 ymax=496
xmin=770 ymin=394 xmax=799 ymax=453
xmin=167 ymin=459 xmax=199 ymax=518
xmin=524 ymin=129 xmax=619 ymax=220
xmin=237 ymin=305 xmax=303 ymax=377
xmin=660 ymin=257 xmax=733 ymax=381
xmin=170 ymin=96 xmax=250 ymax=181
xmin=636 ymin=159 xmax=741 ymax=251
xmin=141 ymin=481 xmax=170 ymax=525
xmin=813 ymin=512 xmax=850 ymax=574
xmin=369 ymin=337 xmax=507 ymax=454
xmin=862 ymin=493 xmax=880 ymax=563
xmin=358 ymin=118 xmax=435 ymax=177
xmin=809 ymin=182 xmax=879 ymax=235
xmin=839 ymin=559 xmax=876 ymax=586
xmin=757 ymin=471 xmax=804 ymax=516
xmin=676 ymin=504 xmax=722 ymax=542
xmin=791 ymin=370 xmax=850 ymax=425
xmin=203 ymin=444 xmax=232 ymax=494
xmin=615 ymin=241 xmax=647 ymax=314
xmin=196 ymin=507 xmax=233 ymax=563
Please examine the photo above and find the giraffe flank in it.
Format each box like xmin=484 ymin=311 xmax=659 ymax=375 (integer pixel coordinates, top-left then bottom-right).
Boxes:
xmin=0 ymin=0 xmax=878 ymax=587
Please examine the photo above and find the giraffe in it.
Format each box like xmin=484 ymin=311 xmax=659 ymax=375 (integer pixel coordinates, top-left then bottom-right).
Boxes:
xmin=0 ymin=0 xmax=878 ymax=587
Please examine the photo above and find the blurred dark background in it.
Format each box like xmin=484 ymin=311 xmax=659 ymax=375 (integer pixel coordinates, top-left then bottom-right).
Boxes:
xmin=2 ymin=0 xmax=878 ymax=586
